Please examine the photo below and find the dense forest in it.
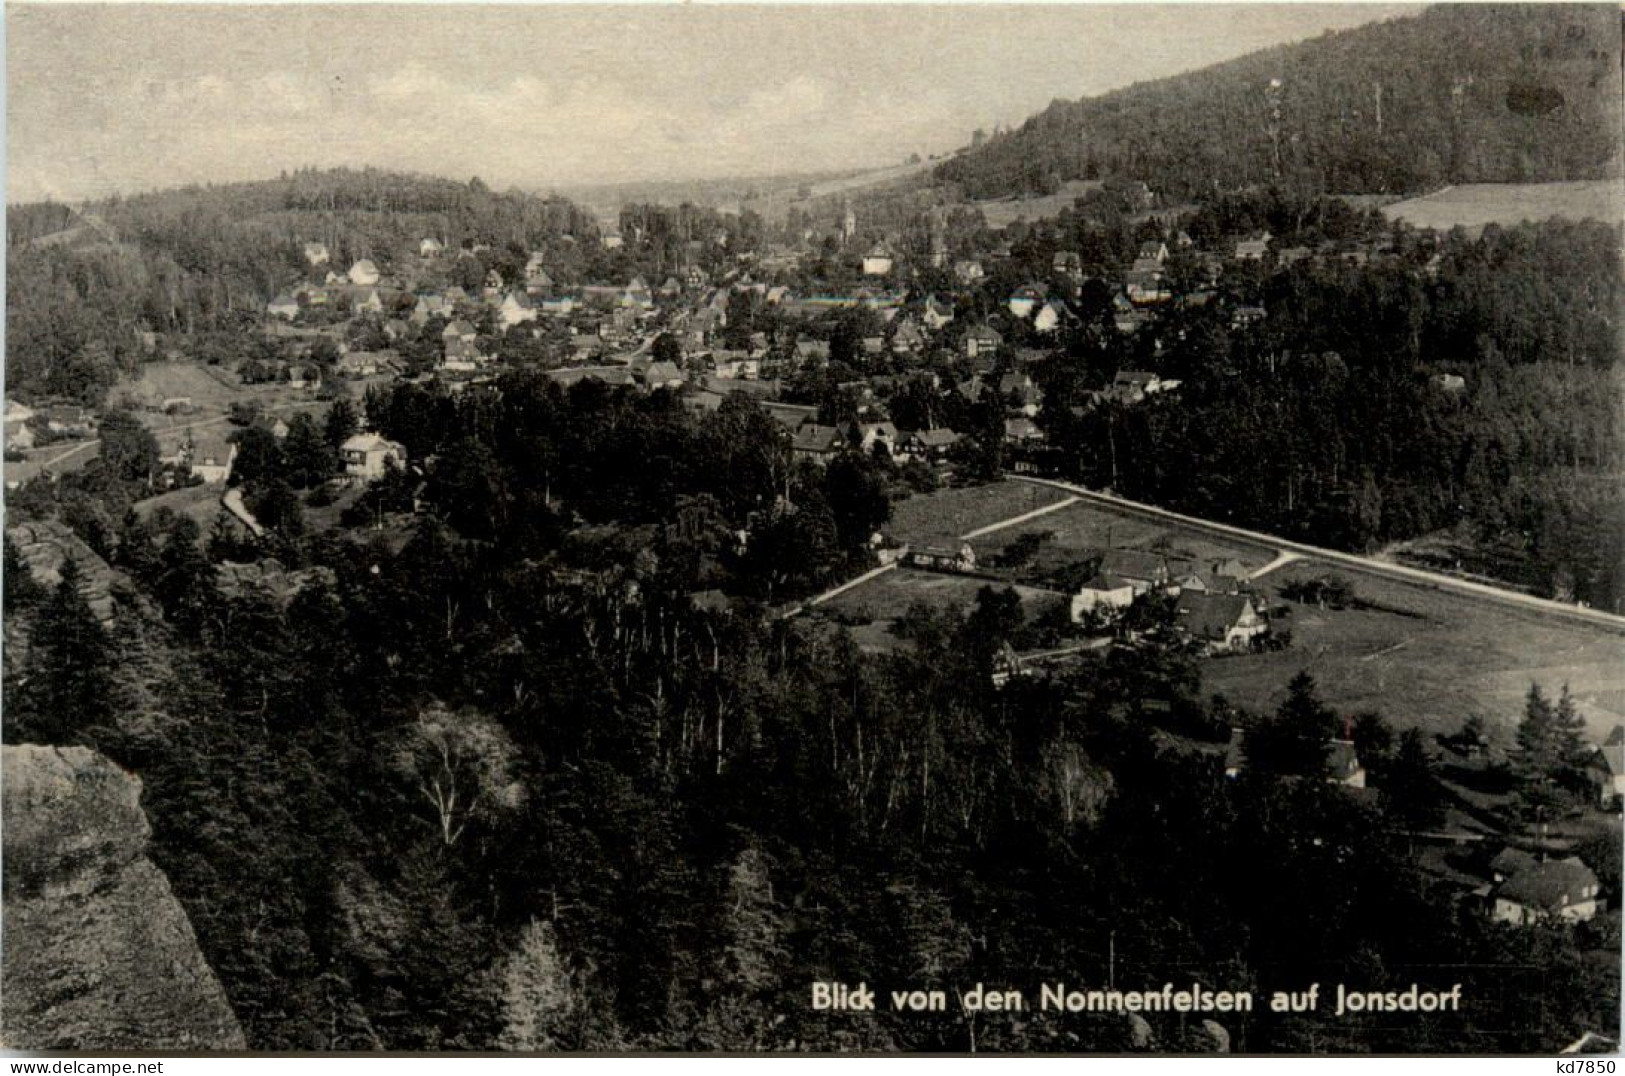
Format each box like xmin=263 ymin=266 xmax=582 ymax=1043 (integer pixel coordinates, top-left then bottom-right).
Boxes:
xmin=935 ymin=4 xmax=1622 ymax=199
xmin=5 ymin=371 xmax=1618 ymax=1052
xmin=1012 ymin=215 xmax=1625 ymax=610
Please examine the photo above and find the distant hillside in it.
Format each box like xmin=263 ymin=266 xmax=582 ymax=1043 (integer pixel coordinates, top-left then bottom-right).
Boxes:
xmin=934 ymin=4 xmax=1622 ymax=201
xmin=4 ymin=168 xmax=600 ymax=401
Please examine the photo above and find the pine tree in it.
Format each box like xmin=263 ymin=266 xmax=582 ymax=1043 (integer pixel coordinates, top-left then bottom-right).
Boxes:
xmin=1551 ymin=684 xmax=1587 ymax=768
xmin=3 ymin=534 xmax=45 ymax=613
xmin=14 ymin=558 xmax=116 ymax=743
xmin=495 ymin=919 xmax=577 ymax=1052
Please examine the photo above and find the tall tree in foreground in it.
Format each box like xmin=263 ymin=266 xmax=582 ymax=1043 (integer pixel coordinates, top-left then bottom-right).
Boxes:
xmin=12 ymin=558 xmax=116 ymax=743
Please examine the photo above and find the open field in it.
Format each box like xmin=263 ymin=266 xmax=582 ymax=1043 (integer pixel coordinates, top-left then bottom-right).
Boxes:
xmin=1204 ymin=562 xmax=1625 ymax=745
xmin=106 ymin=361 xmax=245 ymax=413
xmin=888 ymin=481 xmax=1072 ymax=547
xmin=962 ymin=180 xmax=1103 ymax=228
xmin=132 ymin=483 xmax=228 ymax=532
xmin=732 ymin=158 xmax=942 ymax=221
xmin=4 ymin=440 xmax=99 ymax=487
xmin=1380 ymin=180 xmax=1621 ymax=235
xmin=971 ymin=497 xmax=1274 ymax=581
xmin=819 ymin=568 xmax=1065 ymax=653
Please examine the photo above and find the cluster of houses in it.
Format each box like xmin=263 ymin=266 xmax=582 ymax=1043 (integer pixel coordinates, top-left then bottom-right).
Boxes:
xmin=1071 ymin=549 xmax=1270 ymax=652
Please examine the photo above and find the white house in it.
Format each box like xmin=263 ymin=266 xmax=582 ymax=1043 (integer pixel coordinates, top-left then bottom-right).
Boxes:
xmin=340 ymin=432 xmax=407 ymax=481
xmin=348 ymin=259 xmax=381 ymax=287
xmin=1489 ymin=856 xmax=1601 ymax=926
xmin=499 ymin=291 xmax=538 ymax=329
xmin=188 ymin=432 xmax=237 ymax=485
xmin=1071 ymin=572 xmax=1137 ymax=622
xmin=861 ymin=243 xmax=895 ymax=277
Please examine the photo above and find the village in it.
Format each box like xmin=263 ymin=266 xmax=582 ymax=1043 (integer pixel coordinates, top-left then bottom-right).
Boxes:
xmin=4 ymin=181 xmax=1622 ymax=945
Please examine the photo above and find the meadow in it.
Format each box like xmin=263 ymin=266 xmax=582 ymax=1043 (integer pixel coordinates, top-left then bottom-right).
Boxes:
xmin=1380 ymin=180 xmax=1621 ymax=235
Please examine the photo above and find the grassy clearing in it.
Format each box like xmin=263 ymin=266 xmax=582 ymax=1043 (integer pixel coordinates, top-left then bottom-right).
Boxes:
xmin=133 ymin=483 xmax=227 ymax=532
xmin=819 ymin=568 xmax=1065 ymax=653
xmin=1380 ymin=180 xmax=1621 ymax=235
xmin=964 ymin=180 xmax=1104 ymax=229
xmin=107 ymin=361 xmax=245 ymax=413
xmin=1205 ymin=562 xmax=1625 ymax=744
xmin=969 ymin=497 xmax=1273 ymax=587
xmin=888 ymin=481 xmax=1072 ymax=548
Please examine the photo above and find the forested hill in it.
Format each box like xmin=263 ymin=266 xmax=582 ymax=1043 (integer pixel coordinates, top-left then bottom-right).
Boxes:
xmin=934 ymin=4 xmax=1623 ymax=200
xmin=4 ymin=168 xmax=600 ymax=400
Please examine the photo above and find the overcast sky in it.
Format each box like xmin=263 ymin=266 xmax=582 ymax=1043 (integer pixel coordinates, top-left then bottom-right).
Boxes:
xmin=8 ymin=3 xmax=1422 ymax=204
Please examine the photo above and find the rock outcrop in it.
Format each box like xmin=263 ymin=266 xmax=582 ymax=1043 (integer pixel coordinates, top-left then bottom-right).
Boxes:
xmin=1 ymin=745 xmax=245 ymax=1050
xmin=6 ymin=520 xmax=117 ymax=624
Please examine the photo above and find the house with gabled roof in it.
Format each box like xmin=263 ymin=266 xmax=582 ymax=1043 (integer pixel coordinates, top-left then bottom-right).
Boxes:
xmin=791 ymin=423 xmax=845 ymax=462
xmin=1583 ymin=726 xmax=1625 ymax=808
xmin=1489 ymin=856 xmax=1601 ymax=926
xmin=899 ymin=427 xmax=960 ymax=459
xmin=340 ymin=432 xmax=407 ymax=482
xmin=349 ymin=259 xmax=381 ymax=287
xmin=1071 ymin=572 xmax=1137 ymax=621
xmin=923 ymin=297 xmax=956 ymax=331
xmin=499 ymin=291 xmax=538 ymax=329
xmin=1173 ymin=591 xmax=1267 ymax=653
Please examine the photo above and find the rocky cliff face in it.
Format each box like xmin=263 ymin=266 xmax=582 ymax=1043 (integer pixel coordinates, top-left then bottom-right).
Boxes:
xmin=2 ymin=745 xmax=245 ymax=1050
xmin=6 ymin=520 xmax=119 ymax=625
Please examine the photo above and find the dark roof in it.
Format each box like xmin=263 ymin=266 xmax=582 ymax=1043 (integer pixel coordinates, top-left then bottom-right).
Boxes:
xmin=1098 ymin=548 xmax=1166 ymax=581
xmin=1490 ymin=847 xmax=1540 ymax=879
xmin=762 ymin=401 xmax=819 ymax=431
xmin=1080 ymin=571 xmax=1135 ymax=592
xmin=910 ymin=428 xmax=959 ymax=448
xmin=792 ymin=424 xmax=843 ymax=453
xmin=1495 ymin=857 xmax=1599 ymax=911
xmin=1327 ymin=739 xmax=1363 ymax=780
xmin=1174 ymin=591 xmax=1252 ymax=639
xmin=1114 ymin=369 xmax=1156 ymax=387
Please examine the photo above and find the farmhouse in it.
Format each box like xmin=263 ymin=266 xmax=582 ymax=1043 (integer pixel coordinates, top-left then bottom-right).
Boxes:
xmin=899 ymin=428 xmax=960 ymax=459
xmin=1071 ymin=572 xmax=1137 ymax=621
xmin=791 ymin=424 xmax=845 ymax=463
xmin=188 ymin=431 xmax=237 ymax=485
xmin=907 ymin=542 xmax=977 ymax=573
xmin=340 ymin=432 xmax=407 ymax=481
xmin=1096 ymin=549 xmax=1170 ymax=593
xmin=1173 ymin=591 xmax=1267 ymax=652
xmin=1489 ymin=856 xmax=1600 ymax=926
